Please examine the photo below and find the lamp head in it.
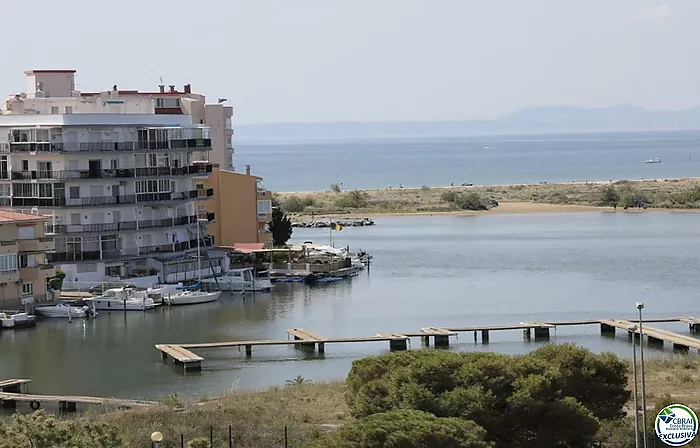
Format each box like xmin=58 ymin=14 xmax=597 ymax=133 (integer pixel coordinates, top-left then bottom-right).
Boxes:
xmin=150 ymin=432 xmax=163 ymax=442
xmin=636 ymin=302 xmax=644 ymax=310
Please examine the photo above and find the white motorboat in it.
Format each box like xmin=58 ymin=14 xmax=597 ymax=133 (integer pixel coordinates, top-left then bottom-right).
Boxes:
xmin=164 ymin=290 xmax=221 ymax=306
xmin=0 ymin=312 xmax=36 ymax=328
xmin=35 ymin=302 xmax=90 ymax=319
xmin=202 ymin=268 xmax=273 ymax=292
xmin=645 ymin=157 xmax=662 ymax=164
xmin=85 ymin=287 xmax=155 ymax=311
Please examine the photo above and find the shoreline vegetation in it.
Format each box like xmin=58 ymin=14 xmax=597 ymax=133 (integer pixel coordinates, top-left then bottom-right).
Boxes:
xmin=274 ymin=177 xmax=700 ymax=219
xmin=3 ymin=353 xmax=698 ymax=447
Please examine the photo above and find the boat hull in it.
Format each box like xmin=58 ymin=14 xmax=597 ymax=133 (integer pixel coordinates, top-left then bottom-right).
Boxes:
xmin=202 ymin=279 xmax=272 ymax=292
xmin=35 ymin=307 xmax=87 ymax=318
xmin=165 ymin=291 xmax=221 ymax=306
xmin=87 ymin=298 xmax=155 ymax=311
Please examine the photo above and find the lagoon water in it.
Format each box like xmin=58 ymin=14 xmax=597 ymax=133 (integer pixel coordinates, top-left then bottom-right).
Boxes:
xmin=1 ymin=211 xmax=699 ymax=400
xmin=235 ymin=131 xmax=700 ymax=191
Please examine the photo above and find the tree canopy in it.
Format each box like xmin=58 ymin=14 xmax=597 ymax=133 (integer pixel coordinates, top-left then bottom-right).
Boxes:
xmin=268 ymin=208 xmax=293 ymax=246
xmin=307 ymin=409 xmax=493 ymax=448
xmin=342 ymin=344 xmax=629 ymax=448
xmin=0 ymin=411 xmax=124 ymax=448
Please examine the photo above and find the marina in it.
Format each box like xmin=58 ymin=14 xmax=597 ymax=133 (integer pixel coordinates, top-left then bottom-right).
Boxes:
xmin=2 ymin=212 xmax=700 ymax=400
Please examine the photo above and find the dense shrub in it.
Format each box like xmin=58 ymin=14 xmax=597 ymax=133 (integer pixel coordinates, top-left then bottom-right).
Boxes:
xmin=0 ymin=411 xmax=124 ymax=448
xmin=330 ymin=183 xmax=342 ymax=193
xmin=281 ymin=195 xmax=315 ymax=213
xmin=599 ymin=185 xmax=620 ymax=206
xmin=345 ymin=344 xmax=629 ymax=448
xmin=307 ymin=410 xmax=493 ymax=448
xmin=441 ymin=191 xmax=488 ymax=210
xmin=618 ymin=185 xmax=647 ymax=208
xmin=335 ymin=190 xmax=370 ymax=208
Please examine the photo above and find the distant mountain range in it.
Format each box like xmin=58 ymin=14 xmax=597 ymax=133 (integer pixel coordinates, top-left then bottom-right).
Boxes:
xmin=235 ymin=105 xmax=700 ymax=142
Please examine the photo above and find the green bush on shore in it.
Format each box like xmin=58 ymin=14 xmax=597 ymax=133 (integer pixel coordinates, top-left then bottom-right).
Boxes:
xmin=336 ymin=344 xmax=628 ymax=448
xmin=281 ymin=195 xmax=316 ymax=213
xmin=441 ymin=191 xmax=489 ymax=210
xmin=335 ymin=190 xmax=370 ymax=208
xmin=307 ymin=409 xmax=493 ymax=448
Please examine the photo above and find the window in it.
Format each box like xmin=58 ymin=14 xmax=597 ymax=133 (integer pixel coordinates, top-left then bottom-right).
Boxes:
xmin=77 ymin=263 xmax=98 ymax=273
xmin=65 ymin=106 xmax=73 ymax=114
xmin=0 ymin=253 xmax=18 ymax=272
xmin=101 ymin=234 xmax=118 ymax=252
xmin=18 ymin=225 xmax=35 ymax=240
xmin=51 ymin=106 xmax=59 ymax=114
xmin=105 ymin=265 xmax=121 ymax=277
xmin=22 ymin=160 xmax=28 ymax=171
xmin=37 ymin=161 xmax=52 ymax=178
xmin=69 ymin=186 xmax=80 ymax=199
xmin=195 ymin=183 xmax=204 ymax=190
xmin=0 ymin=184 xmax=10 ymax=197
xmin=21 ymin=282 xmax=33 ymax=296
xmin=70 ymin=213 xmax=80 ymax=225
xmin=155 ymin=98 xmax=180 ymax=108
xmin=18 ymin=254 xmax=35 ymax=268
xmin=110 ymin=159 xmax=119 ymax=170
xmin=257 ymin=200 xmax=272 ymax=214
xmin=135 ymin=179 xmax=170 ymax=194
xmin=12 ymin=183 xmax=52 ymax=198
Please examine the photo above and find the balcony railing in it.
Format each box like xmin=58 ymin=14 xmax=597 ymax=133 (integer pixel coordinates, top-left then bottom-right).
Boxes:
xmin=8 ymin=139 xmax=212 ymax=153
xmin=12 ymin=190 xmax=207 ymax=208
xmin=45 ymin=214 xmax=209 ymax=235
xmin=46 ymin=236 xmax=214 ymax=263
xmin=9 ymin=164 xmax=213 ymax=181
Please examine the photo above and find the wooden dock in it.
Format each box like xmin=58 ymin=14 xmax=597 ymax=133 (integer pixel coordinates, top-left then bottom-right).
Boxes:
xmin=0 ymin=378 xmax=154 ymax=413
xmin=0 ymin=378 xmax=31 ymax=394
xmin=155 ymin=317 xmax=700 ymax=371
xmin=601 ymin=319 xmax=700 ymax=352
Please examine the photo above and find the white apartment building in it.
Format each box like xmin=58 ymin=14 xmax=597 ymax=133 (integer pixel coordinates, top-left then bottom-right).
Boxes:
xmin=0 ymin=70 xmax=221 ymax=289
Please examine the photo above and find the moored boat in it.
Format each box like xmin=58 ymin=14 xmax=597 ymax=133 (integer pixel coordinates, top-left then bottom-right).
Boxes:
xmin=0 ymin=312 xmax=36 ymax=329
xmin=85 ymin=287 xmax=155 ymax=311
xmin=202 ymin=268 xmax=273 ymax=292
xmin=35 ymin=302 xmax=90 ymax=319
xmin=163 ymin=290 xmax=221 ymax=306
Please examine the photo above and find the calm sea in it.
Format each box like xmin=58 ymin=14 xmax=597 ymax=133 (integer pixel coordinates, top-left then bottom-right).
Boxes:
xmin=235 ymin=131 xmax=700 ymax=192
xmin=1 ymin=212 xmax=699 ymax=401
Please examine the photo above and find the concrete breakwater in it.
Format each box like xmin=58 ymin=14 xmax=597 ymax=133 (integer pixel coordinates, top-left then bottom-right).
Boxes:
xmin=291 ymin=218 xmax=375 ymax=228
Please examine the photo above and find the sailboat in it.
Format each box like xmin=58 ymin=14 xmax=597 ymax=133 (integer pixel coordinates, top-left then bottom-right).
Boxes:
xmin=163 ymin=219 xmax=221 ymax=306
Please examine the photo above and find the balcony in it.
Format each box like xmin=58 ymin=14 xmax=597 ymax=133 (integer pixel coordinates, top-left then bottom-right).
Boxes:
xmin=8 ymin=139 xmax=212 ymax=154
xmin=47 ymin=251 xmax=101 ymax=263
xmin=46 ymin=214 xmax=205 ymax=235
xmin=197 ymin=211 xmax=215 ymax=222
xmin=20 ymin=265 xmax=56 ymax=282
xmin=12 ymin=190 xmax=208 ymax=208
xmin=46 ymin=237 xmax=214 ymax=263
xmin=197 ymin=188 xmax=215 ymax=199
xmin=0 ymin=269 xmax=20 ymax=283
xmin=17 ymin=237 xmax=55 ymax=253
xmin=9 ymin=164 xmax=213 ymax=181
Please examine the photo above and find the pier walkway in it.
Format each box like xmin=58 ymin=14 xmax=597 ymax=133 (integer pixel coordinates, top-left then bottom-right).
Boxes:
xmin=0 ymin=381 xmax=155 ymax=412
xmin=155 ymin=317 xmax=700 ymax=371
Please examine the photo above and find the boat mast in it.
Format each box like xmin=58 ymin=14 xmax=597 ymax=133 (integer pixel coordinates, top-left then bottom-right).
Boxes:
xmin=197 ymin=218 xmax=202 ymax=284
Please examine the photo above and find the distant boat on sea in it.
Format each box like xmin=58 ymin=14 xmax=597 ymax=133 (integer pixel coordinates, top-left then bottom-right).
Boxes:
xmin=644 ymin=157 xmax=662 ymax=164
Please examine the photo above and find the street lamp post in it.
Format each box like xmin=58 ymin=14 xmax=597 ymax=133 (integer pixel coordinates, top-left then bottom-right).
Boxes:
xmin=150 ymin=431 xmax=163 ymax=448
xmin=629 ymin=323 xmax=641 ymax=448
xmin=636 ymin=302 xmax=648 ymax=448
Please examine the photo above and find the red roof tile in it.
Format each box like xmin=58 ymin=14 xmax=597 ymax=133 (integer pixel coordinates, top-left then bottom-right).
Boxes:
xmin=0 ymin=209 xmax=51 ymax=223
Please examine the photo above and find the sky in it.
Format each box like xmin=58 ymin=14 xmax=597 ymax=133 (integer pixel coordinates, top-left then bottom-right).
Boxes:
xmin=2 ymin=0 xmax=699 ymax=125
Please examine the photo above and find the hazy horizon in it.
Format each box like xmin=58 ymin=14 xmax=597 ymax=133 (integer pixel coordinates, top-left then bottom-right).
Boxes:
xmin=3 ymin=1 xmax=699 ymax=125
